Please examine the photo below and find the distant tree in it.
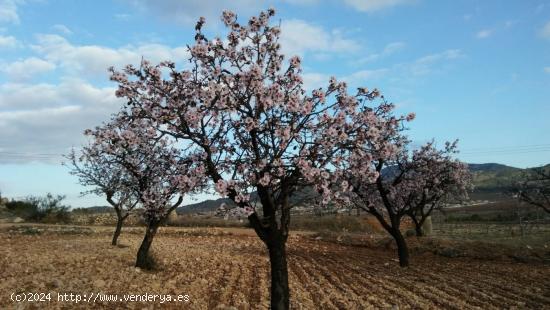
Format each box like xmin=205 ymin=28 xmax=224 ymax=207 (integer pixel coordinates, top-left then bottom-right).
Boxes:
xmin=5 ymin=199 xmax=38 ymax=219
xmin=403 ymin=141 xmax=472 ymax=236
xmin=338 ymin=101 xmax=416 ymax=267
xmin=25 ymin=193 xmax=70 ymax=223
xmin=65 ymin=146 xmax=139 ymax=246
xmin=84 ymin=112 xmax=205 ymax=269
xmin=334 ymin=104 xmax=469 ymax=265
xmin=513 ymin=166 xmax=550 ymax=214
xmin=108 ymin=8 xmax=391 ymax=309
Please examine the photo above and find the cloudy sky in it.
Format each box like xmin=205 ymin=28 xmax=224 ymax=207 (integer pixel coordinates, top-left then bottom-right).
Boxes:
xmin=0 ymin=0 xmax=549 ymax=207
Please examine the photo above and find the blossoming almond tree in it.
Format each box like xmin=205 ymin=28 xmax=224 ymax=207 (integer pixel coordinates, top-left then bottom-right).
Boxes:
xmin=84 ymin=112 xmax=205 ymax=269
xmin=403 ymin=141 xmax=472 ymax=236
xmin=336 ymin=99 xmax=417 ymax=267
xmin=338 ymin=104 xmax=470 ymax=266
xmin=65 ymin=147 xmax=139 ymax=246
xmin=108 ymin=9 xmax=390 ymax=309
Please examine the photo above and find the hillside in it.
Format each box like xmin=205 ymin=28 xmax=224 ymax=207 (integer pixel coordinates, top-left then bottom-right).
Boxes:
xmin=176 ymin=163 xmax=548 ymax=213
xmin=177 ymin=198 xmax=236 ymax=214
xmin=53 ymin=162 xmax=543 ymax=214
xmin=177 ymin=186 xmax=320 ymax=214
xmin=468 ymin=163 xmax=522 ymax=190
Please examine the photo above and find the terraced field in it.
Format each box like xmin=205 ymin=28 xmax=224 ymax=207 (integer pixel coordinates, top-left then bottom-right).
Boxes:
xmin=1 ymin=224 xmax=549 ymax=309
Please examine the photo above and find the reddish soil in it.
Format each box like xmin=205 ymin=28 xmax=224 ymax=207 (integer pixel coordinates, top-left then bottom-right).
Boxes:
xmin=1 ymin=225 xmax=549 ymax=309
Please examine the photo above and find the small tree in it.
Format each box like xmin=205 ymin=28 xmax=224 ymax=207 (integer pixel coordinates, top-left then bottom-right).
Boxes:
xmin=65 ymin=147 xmax=138 ymax=245
xmin=403 ymin=141 xmax=472 ymax=236
xmin=25 ymin=193 xmax=71 ymax=223
xmin=514 ymin=166 xmax=550 ymax=214
xmin=334 ymin=99 xmax=470 ymax=265
xmin=338 ymin=101 xmax=415 ymax=267
xmin=344 ymin=133 xmax=471 ymax=265
xmin=84 ymin=112 xmax=205 ymax=269
xmin=108 ymin=9 xmax=389 ymax=309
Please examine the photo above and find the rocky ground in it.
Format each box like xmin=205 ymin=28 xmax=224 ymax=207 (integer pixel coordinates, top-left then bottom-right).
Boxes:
xmin=1 ymin=224 xmax=549 ymax=309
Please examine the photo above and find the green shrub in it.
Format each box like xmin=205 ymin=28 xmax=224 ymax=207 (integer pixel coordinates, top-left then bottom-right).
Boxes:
xmin=7 ymin=193 xmax=71 ymax=223
xmin=21 ymin=227 xmax=42 ymax=235
xmin=5 ymin=200 xmax=38 ymax=219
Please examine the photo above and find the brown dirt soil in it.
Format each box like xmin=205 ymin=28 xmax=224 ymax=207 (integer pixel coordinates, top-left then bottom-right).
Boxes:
xmin=1 ymin=224 xmax=549 ymax=309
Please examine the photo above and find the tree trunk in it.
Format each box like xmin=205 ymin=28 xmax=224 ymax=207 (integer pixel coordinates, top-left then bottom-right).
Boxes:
xmin=267 ymin=239 xmax=290 ymax=310
xmin=409 ymin=214 xmax=424 ymax=237
xmin=414 ymin=225 xmax=424 ymax=237
xmin=135 ymin=221 xmax=159 ymax=269
xmin=111 ymin=214 xmax=124 ymax=246
xmin=414 ymin=224 xmax=423 ymax=237
xmin=392 ymin=230 xmax=410 ymax=267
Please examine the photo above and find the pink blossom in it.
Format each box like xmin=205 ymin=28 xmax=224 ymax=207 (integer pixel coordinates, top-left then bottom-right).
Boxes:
xmin=215 ymin=180 xmax=229 ymax=196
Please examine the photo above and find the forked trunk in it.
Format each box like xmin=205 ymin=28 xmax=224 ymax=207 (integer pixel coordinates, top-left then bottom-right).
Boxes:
xmin=135 ymin=220 xmax=159 ymax=269
xmin=267 ymin=240 xmax=290 ymax=310
xmin=409 ymin=214 xmax=424 ymax=237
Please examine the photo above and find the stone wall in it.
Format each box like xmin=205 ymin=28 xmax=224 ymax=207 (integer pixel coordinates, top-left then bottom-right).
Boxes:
xmin=69 ymin=212 xmax=144 ymax=226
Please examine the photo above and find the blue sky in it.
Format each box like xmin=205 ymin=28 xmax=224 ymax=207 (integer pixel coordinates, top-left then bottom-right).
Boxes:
xmin=0 ymin=0 xmax=549 ymax=208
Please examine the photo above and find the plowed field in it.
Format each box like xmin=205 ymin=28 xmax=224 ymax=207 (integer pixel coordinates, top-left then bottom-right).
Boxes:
xmin=1 ymin=224 xmax=549 ymax=309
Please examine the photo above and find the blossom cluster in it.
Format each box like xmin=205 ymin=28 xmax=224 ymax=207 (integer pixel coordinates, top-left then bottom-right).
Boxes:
xmin=83 ymin=112 xmax=206 ymax=220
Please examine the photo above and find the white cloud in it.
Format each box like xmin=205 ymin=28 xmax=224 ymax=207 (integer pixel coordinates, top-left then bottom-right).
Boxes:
xmin=31 ymin=34 xmax=190 ymax=76
xmin=476 ymin=29 xmax=493 ymax=39
xmin=408 ymin=49 xmax=463 ymax=76
xmin=383 ymin=41 xmax=405 ymax=54
xmin=282 ymin=0 xmax=319 ymax=4
xmin=357 ymin=41 xmax=405 ymax=63
xmin=0 ymin=0 xmax=19 ymax=24
xmin=0 ymin=34 xmax=17 ymax=48
xmin=544 ymin=67 xmax=550 ymax=74
xmin=302 ymin=72 xmax=329 ymax=91
xmin=343 ymin=0 xmax=414 ymax=12
xmin=540 ymin=21 xmax=550 ymax=39
xmin=126 ymin=0 xmax=413 ymax=20
xmin=0 ymin=105 xmax=81 ymax=122
xmin=2 ymin=57 xmax=56 ymax=81
xmin=280 ymin=19 xmax=359 ymax=57
xmin=344 ymin=68 xmax=388 ymax=81
xmin=0 ymin=79 xmax=123 ymax=163
xmin=504 ymin=20 xmax=517 ymax=29
xmin=52 ymin=24 xmax=72 ymax=35
xmin=120 ymin=2 xmax=359 ymax=59
xmin=124 ymin=0 xmax=264 ymax=25
xmin=114 ymin=13 xmax=131 ymax=21
xmin=416 ymin=49 xmax=462 ymax=62
xmin=301 ymin=68 xmax=388 ymax=91
xmin=0 ymin=34 xmax=200 ymax=163
xmin=477 ymin=21 xmax=518 ymax=39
